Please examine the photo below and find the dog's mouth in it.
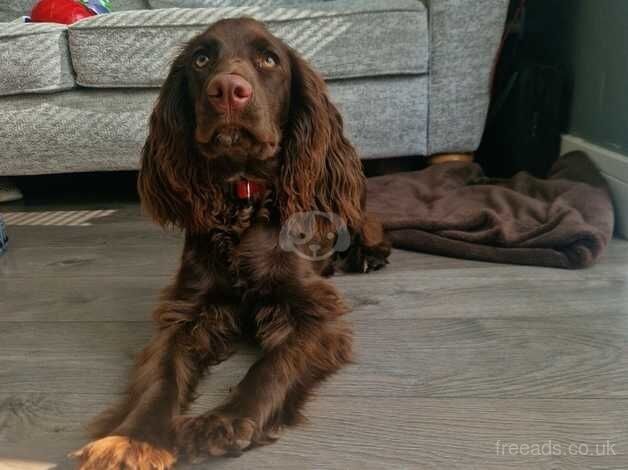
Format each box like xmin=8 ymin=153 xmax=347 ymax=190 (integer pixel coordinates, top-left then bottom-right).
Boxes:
xmin=212 ymin=126 xmax=251 ymax=149
xmin=196 ymin=124 xmax=278 ymax=158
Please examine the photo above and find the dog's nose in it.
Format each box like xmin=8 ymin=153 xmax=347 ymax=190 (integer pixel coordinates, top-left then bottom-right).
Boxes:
xmin=207 ymin=74 xmax=252 ymax=112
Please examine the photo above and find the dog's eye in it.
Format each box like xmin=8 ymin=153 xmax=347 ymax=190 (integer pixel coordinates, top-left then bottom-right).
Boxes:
xmin=258 ymin=52 xmax=279 ymax=69
xmin=194 ymin=54 xmax=210 ymax=69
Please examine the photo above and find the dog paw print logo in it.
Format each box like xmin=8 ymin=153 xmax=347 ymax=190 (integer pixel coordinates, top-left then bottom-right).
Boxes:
xmin=279 ymin=211 xmax=351 ymax=261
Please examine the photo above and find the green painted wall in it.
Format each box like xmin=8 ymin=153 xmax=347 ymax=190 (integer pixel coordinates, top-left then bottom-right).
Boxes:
xmin=563 ymin=1 xmax=628 ymax=156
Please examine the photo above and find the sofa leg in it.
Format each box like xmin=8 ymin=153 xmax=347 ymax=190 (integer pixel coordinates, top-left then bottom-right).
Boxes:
xmin=428 ymin=153 xmax=474 ymax=165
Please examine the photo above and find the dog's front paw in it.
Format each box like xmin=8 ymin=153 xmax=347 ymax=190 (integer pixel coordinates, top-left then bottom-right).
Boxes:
xmin=70 ymin=436 xmax=176 ymax=470
xmin=175 ymin=414 xmax=259 ymax=461
xmin=342 ymin=241 xmax=391 ymax=273
xmin=362 ymin=251 xmax=389 ymax=272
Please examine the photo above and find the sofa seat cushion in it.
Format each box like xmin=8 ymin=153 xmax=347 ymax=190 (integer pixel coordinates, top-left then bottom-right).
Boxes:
xmin=0 ymin=89 xmax=154 ymax=174
xmin=0 ymin=75 xmax=427 ymax=174
xmin=68 ymin=0 xmax=427 ymax=87
xmin=0 ymin=23 xmax=75 ymax=96
xmin=149 ymin=0 xmax=332 ymax=7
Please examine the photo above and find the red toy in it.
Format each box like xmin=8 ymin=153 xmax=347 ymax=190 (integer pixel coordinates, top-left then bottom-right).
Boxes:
xmin=31 ymin=0 xmax=95 ymax=24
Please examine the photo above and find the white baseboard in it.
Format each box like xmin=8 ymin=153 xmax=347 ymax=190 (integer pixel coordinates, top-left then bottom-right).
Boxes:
xmin=561 ymin=134 xmax=628 ymax=239
xmin=561 ymin=135 xmax=628 ymax=181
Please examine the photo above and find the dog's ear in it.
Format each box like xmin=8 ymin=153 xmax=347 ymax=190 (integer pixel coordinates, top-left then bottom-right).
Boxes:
xmin=279 ymin=48 xmax=365 ymax=230
xmin=137 ymin=53 xmax=193 ymax=229
xmin=138 ymin=52 xmax=224 ymax=232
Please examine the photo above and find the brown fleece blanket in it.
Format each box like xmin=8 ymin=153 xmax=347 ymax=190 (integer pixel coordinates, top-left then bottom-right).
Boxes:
xmin=366 ymin=151 xmax=614 ymax=269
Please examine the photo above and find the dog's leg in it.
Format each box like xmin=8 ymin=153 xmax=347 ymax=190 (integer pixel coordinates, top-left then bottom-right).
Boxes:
xmin=342 ymin=213 xmax=391 ymax=273
xmin=71 ymin=288 xmax=239 ymax=469
xmin=175 ymin=281 xmax=351 ymax=459
xmin=174 ymin=226 xmax=352 ymax=460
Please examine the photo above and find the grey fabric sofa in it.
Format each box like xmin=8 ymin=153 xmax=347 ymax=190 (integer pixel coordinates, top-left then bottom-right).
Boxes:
xmin=0 ymin=0 xmax=508 ymax=176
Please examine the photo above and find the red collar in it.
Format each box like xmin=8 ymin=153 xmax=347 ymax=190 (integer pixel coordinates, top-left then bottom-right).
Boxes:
xmin=232 ymin=179 xmax=266 ymax=202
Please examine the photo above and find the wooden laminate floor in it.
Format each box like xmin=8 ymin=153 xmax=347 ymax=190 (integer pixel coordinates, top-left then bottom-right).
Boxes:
xmin=1 ymin=203 xmax=627 ymax=470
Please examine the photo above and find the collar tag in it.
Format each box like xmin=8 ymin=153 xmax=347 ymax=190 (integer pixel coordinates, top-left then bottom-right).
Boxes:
xmin=233 ymin=179 xmax=265 ymax=201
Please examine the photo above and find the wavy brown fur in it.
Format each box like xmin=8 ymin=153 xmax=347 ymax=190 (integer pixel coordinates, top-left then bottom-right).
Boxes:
xmin=73 ymin=18 xmax=390 ymax=469
xmin=279 ymin=50 xmax=365 ymax=231
xmin=137 ymin=51 xmax=229 ymax=234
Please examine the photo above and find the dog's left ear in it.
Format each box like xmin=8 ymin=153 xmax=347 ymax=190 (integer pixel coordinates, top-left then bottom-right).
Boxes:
xmin=279 ymin=48 xmax=365 ymax=230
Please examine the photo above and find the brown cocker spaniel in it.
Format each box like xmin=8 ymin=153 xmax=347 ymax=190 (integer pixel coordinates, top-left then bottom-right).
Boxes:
xmin=72 ymin=17 xmax=390 ymax=469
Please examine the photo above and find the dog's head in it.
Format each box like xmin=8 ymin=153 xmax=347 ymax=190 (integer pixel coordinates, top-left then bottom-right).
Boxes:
xmin=138 ymin=18 xmax=364 ymax=233
xmin=186 ymin=18 xmax=290 ymax=169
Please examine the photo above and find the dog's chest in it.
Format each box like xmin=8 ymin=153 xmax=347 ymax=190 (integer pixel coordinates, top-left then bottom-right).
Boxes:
xmin=208 ymin=201 xmax=272 ymax=270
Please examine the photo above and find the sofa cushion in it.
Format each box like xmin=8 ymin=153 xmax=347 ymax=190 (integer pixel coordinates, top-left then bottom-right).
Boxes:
xmin=111 ymin=0 xmax=151 ymax=10
xmin=0 ymin=89 xmax=155 ymax=175
xmin=0 ymin=23 xmax=75 ymax=96
xmin=0 ymin=75 xmax=427 ymax=174
xmin=149 ymin=0 xmax=330 ymax=7
xmin=68 ymin=0 xmax=428 ymax=87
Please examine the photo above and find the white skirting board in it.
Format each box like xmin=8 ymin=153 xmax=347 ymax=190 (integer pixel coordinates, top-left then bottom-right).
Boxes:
xmin=561 ymin=134 xmax=628 ymax=239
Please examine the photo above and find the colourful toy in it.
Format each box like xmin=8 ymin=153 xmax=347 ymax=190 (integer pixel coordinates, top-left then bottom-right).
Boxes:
xmin=82 ymin=0 xmax=112 ymax=15
xmin=30 ymin=0 xmax=94 ymax=24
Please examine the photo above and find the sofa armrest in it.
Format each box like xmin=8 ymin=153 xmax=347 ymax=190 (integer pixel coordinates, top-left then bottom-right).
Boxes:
xmin=423 ymin=0 xmax=508 ymax=154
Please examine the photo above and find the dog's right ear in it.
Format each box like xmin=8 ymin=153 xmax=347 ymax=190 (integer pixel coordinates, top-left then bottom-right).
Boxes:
xmin=137 ymin=53 xmax=195 ymax=229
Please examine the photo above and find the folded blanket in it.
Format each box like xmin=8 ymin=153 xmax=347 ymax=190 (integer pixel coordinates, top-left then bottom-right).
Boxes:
xmin=366 ymin=151 xmax=614 ymax=269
